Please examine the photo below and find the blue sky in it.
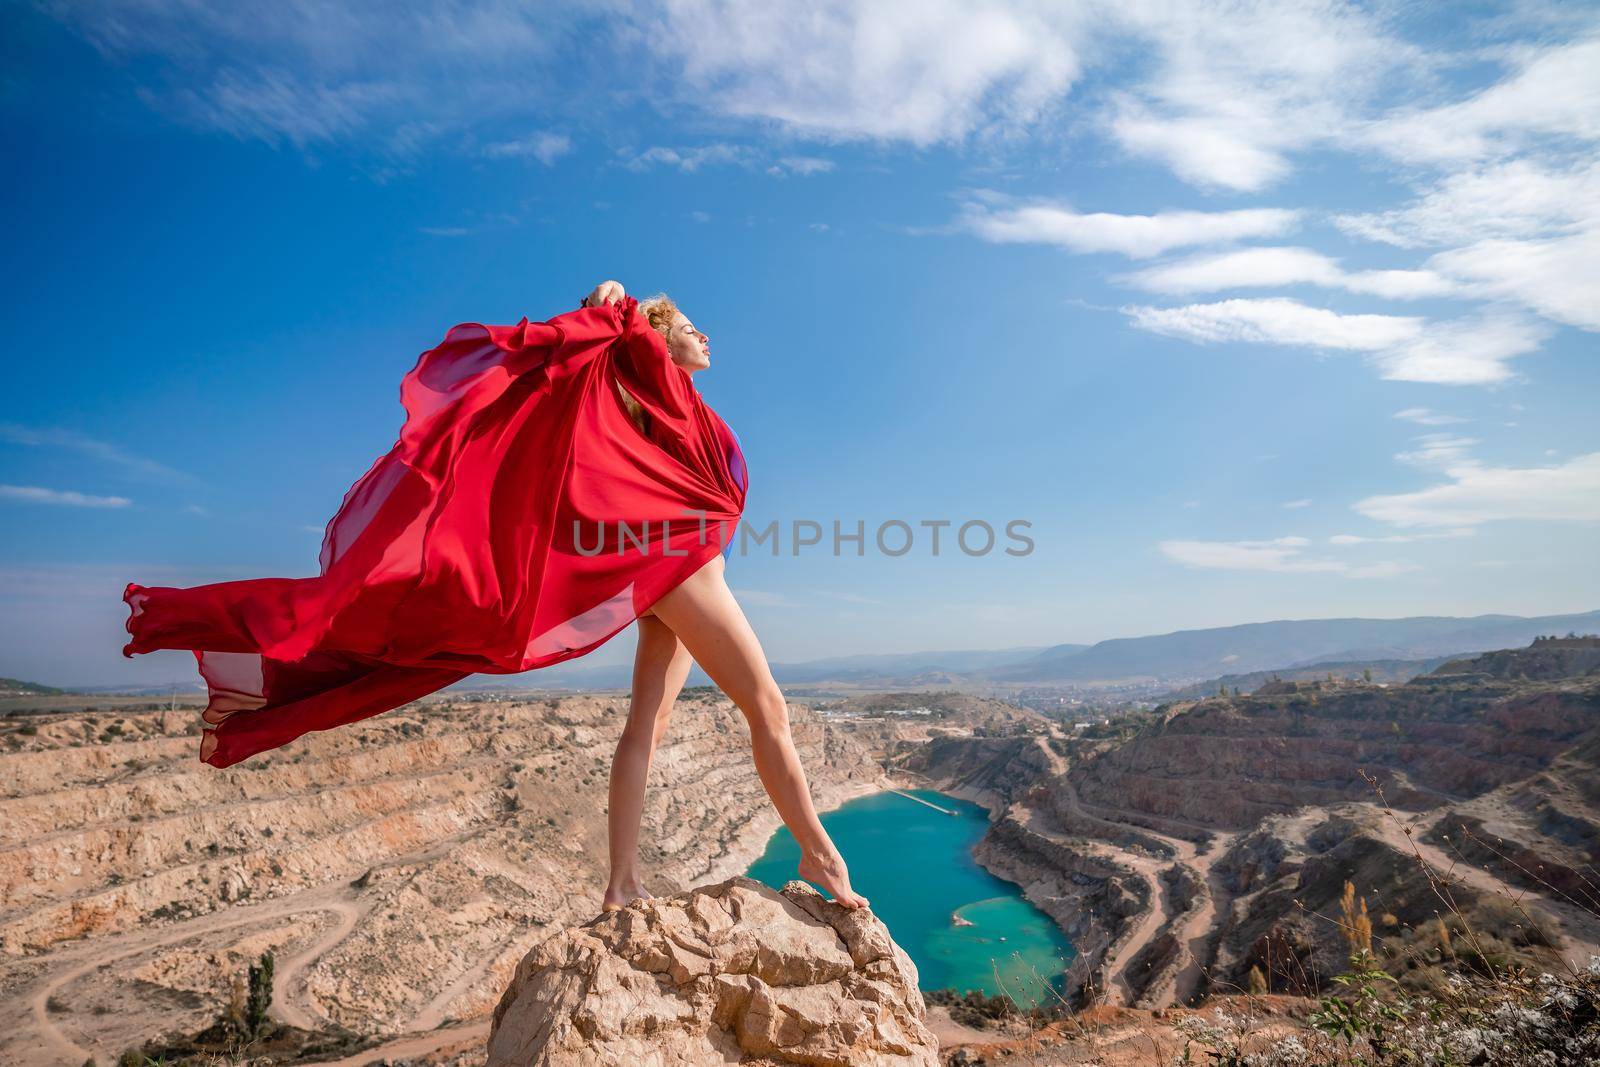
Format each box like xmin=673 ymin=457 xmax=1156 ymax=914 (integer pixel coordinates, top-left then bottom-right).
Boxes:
xmin=3 ymin=1 xmax=1597 ymax=687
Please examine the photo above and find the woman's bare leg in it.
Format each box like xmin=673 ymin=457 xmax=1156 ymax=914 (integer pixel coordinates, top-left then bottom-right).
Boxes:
xmin=647 ymin=554 xmax=869 ymax=909
xmin=604 ymin=612 xmax=694 ymax=911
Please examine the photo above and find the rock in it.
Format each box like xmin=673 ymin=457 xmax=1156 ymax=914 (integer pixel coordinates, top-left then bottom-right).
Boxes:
xmin=486 ymin=875 xmax=938 ymax=1066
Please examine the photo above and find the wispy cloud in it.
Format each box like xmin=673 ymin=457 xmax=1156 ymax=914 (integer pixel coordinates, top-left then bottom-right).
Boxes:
xmin=957 ymin=195 xmax=1300 ymax=259
xmin=1122 ymin=298 xmax=1548 ymax=385
xmin=1117 ymin=246 xmax=1455 ymax=299
xmin=1355 ymin=38 xmax=1600 ymax=167
xmin=626 ymin=143 xmax=752 ymax=172
xmin=1100 ymin=2 xmax=1416 ymax=191
xmin=40 ymin=1 xmax=568 ymax=160
xmin=1282 ymin=498 xmax=1312 ymax=509
xmin=1353 ymin=451 xmax=1600 ymax=528
xmin=1393 ymin=407 xmax=1466 ymax=426
xmin=1159 ymin=535 xmax=1414 ymax=579
xmin=0 ymin=484 xmax=131 ymax=508
xmin=623 ymin=144 xmax=834 ymax=177
xmin=773 ymin=156 xmax=834 ymax=176
xmin=483 ymin=131 xmax=572 ymax=165
xmin=0 ymin=422 xmax=195 ymax=485
xmin=1335 ymin=158 xmax=1600 ymax=332
xmin=1329 ymin=529 xmax=1474 ymax=544
xmin=1395 ymin=434 xmax=1479 ymax=469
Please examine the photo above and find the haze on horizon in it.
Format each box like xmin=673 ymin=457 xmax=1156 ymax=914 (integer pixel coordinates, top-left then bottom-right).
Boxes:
xmin=3 ymin=1 xmax=1598 ymax=688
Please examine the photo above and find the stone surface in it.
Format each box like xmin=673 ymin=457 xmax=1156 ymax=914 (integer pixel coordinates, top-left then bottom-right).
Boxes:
xmin=486 ymin=875 xmax=938 ymax=1066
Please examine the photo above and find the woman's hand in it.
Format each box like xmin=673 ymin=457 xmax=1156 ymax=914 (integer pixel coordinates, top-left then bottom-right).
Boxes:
xmin=581 ymin=280 xmax=626 ymax=308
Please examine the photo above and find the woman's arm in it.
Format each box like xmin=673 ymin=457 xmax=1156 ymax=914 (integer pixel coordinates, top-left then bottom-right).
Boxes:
xmin=579 ymin=280 xmax=694 ymax=430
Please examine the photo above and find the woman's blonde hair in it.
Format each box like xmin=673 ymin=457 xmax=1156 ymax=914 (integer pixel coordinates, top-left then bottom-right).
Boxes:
xmin=637 ymin=293 xmax=680 ymax=341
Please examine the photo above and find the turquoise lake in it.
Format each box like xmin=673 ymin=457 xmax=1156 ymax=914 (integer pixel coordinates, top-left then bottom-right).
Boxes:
xmin=745 ymin=788 xmax=1075 ymax=1008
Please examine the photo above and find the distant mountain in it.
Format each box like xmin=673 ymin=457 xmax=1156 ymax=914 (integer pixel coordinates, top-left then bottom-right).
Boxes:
xmin=449 ymin=645 xmax=1059 ymax=692
xmin=976 ymin=609 xmax=1600 ymax=685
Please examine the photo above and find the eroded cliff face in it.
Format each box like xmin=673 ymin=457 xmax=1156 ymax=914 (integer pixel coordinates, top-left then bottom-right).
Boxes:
xmin=1072 ymin=683 xmax=1600 ymax=829
xmin=0 ymin=692 xmax=895 ymax=1065
xmin=894 ymin=651 xmax=1600 ymax=1012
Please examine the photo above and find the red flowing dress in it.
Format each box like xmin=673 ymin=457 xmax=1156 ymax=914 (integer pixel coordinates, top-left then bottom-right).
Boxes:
xmin=122 ymin=297 xmax=748 ymax=768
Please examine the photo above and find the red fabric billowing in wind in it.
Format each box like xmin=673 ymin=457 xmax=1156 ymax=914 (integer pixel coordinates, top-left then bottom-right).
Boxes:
xmin=122 ymin=297 xmax=747 ymax=768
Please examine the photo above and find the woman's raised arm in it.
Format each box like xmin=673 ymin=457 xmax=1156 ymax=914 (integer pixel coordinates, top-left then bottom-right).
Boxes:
xmin=581 ymin=279 xmax=626 ymax=309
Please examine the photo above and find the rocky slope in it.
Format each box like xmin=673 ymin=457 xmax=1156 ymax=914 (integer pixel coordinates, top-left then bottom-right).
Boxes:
xmin=0 ymin=691 xmax=897 ymax=1065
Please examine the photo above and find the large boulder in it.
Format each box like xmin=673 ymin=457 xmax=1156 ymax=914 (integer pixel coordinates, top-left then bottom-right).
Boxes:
xmin=487 ymin=875 xmax=939 ymax=1066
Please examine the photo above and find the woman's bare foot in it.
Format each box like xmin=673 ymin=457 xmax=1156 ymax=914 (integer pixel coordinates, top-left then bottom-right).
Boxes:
xmin=798 ymin=848 xmax=869 ymax=909
xmin=601 ymin=877 xmax=653 ymax=912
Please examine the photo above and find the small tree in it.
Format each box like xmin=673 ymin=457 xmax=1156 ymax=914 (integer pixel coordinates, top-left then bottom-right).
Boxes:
xmin=245 ymin=951 xmax=275 ymax=1041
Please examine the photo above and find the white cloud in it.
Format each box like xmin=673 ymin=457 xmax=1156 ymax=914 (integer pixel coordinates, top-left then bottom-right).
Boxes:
xmin=1122 ymin=297 xmax=1547 ymax=385
xmin=1123 ymin=297 xmax=1415 ymax=349
xmin=0 ymin=485 xmax=131 ymax=508
xmin=1159 ymin=535 xmax=1409 ymax=579
xmin=957 ymin=197 xmax=1300 ymax=258
xmin=1333 ymin=158 xmax=1599 ymax=249
xmin=1376 ymin=314 xmax=1551 ymax=385
xmin=1328 ymin=529 xmax=1474 ymax=544
xmin=1356 ymin=37 xmax=1600 ymax=167
xmin=1119 ymin=247 xmax=1455 ymax=299
xmin=1334 ymin=159 xmax=1600 ymax=333
xmin=1428 ymin=226 xmax=1600 ymax=332
xmin=648 ymin=0 xmax=1084 ymax=145
xmin=1393 ymin=407 xmax=1466 ymax=426
xmin=774 ymin=156 xmax=835 ymax=176
xmin=483 ymin=131 xmax=572 ymax=164
xmin=1282 ymin=498 xmax=1312 ymax=509
xmin=627 ymin=143 xmax=751 ymax=172
xmin=1097 ymin=2 xmax=1418 ymax=191
xmin=1395 ymin=434 xmax=1479 ymax=469
xmin=1353 ymin=451 xmax=1600 ymax=528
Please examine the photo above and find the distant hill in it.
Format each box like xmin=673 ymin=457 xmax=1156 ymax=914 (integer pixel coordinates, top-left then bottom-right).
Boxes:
xmin=1157 ymin=654 xmax=1462 ymax=701
xmin=976 ymin=609 xmax=1600 ymax=685
xmin=1427 ymin=634 xmax=1600 ymax=682
xmin=0 ymin=677 xmax=62 ymax=696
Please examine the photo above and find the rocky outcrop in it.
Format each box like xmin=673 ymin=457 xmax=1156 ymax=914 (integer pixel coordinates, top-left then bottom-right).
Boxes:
xmin=486 ymin=876 xmax=938 ymax=1066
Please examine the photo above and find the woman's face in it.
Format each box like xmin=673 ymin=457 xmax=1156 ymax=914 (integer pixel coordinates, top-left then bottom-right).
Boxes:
xmin=664 ymin=310 xmax=711 ymax=373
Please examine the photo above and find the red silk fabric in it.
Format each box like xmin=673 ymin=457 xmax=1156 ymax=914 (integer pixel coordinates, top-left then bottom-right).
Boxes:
xmin=123 ymin=297 xmax=747 ymax=767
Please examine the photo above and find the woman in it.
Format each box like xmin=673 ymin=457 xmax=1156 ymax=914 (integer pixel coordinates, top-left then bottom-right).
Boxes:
xmin=122 ymin=279 xmax=867 ymax=912
xmin=583 ymin=280 xmax=865 ymax=912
